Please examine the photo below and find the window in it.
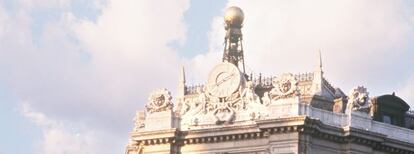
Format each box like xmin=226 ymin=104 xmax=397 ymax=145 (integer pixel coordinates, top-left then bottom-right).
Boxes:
xmin=383 ymin=115 xmax=392 ymax=124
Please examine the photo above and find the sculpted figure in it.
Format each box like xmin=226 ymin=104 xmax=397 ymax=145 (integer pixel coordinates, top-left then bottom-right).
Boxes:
xmin=177 ymin=97 xmax=191 ymax=116
xmin=345 ymin=86 xmax=372 ymax=114
xmin=241 ymin=81 xmax=261 ymax=104
xmin=213 ymin=102 xmax=235 ymax=124
xmin=197 ymin=87 xmax=208 ymax=111
xmin=186 ymin=87 xmax=208 ymax=117
xmin=262 ymin=92 xmax=271 ymax=106
xmin=241 ymin=81 xmax=268 ymax=119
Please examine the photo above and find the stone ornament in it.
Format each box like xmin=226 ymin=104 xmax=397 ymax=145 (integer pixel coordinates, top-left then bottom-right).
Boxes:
xmin=262 ymin=92 xmax=271 ymax=106
xmin=213 ymin=102 xmax=235 ymax=124
xmin=145 ymin=88 xmax=173 ymax=113
xmin=180 ymin=87 xmax=210 ymax=124
xmin=180 ymin=81 xmax=269 ymax=125
xmin=345 ymin=86 xmax=372 ymax=114
xmin=269 ymin=73 xmax=299 ymax=100
xmin=241 ymin=81 xmax=260 ymax=105
xmin=242 ymin=81 xmax=269 ymax=120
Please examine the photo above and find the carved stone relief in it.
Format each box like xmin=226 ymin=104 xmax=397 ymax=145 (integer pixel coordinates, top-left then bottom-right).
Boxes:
xmin=180 ymin=80 xmax=269 ymax=125
xmin=268 ymin=73 xmax=299 ymax=101
xmin=145 ymin=88 xmax=173 ymax=113
xmin=345 ymin=86 xmax=372 ymax=115
xmin=242 ymin=81 xmax=269 ymax=120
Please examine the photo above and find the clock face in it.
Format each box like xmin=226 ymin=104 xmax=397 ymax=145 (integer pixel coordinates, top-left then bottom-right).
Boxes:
xmin=207 ymin=62 xmax=242 ymax=98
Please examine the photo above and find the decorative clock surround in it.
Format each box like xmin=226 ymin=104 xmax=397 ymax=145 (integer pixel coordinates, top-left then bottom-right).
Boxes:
xmin=177 ymin=62 xmax=270 ymax=125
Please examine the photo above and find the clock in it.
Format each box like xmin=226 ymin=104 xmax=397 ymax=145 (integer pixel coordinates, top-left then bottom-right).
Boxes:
xmin=207 ymin=62 xmax=243 ymax=98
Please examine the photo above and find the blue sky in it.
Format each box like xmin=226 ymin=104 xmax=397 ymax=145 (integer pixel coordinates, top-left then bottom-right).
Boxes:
xmin=0 ymin=0 xmax=413 ymax=153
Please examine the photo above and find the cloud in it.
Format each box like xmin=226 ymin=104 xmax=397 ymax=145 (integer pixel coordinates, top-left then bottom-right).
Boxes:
xmin=398 ymin=76 xmax=414 ymax=107
xmin=183 ymin=16 xmax=224 ymax=84
xmin=65 ymin=0 xmax=190 ymax=127
xmin=1 ymin=0 xmax=190 ymax=125
xmin=192 ymin=0 xmax=414 ymax=99
xmin=0 ymin=0 xmax=190 ymax=152
xmin=21 ymin=102 xmax=121 ymax=154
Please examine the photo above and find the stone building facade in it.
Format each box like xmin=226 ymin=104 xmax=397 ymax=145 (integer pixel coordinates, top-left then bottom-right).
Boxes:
xmin=125 ymin=6 xmax=414 ymax=154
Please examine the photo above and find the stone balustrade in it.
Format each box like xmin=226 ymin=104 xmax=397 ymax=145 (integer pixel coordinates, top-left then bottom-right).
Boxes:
xmin=296 ymin=103 xmax=414 ymax=144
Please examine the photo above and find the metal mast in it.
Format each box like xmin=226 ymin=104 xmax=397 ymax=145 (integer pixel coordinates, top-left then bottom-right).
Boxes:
xmin=223 ymin=6 xmax=246 ymax=74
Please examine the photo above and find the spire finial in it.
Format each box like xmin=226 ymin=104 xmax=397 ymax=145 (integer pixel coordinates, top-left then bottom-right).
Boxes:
xmin=312 ymin=49 xmax=324 ymax=95
xmin=316 ymin=49 xmax=323 ymax=73
xmin=177 ymin=66 xmax=186 ymax=97
xmin=318 ymin=49 xmax=323 ymax=70
xmin=180 ymin=66 xmax=186 ymax=83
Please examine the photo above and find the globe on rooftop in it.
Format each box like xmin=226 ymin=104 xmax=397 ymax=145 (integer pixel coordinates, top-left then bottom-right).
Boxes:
xmin=224 ymin=6 xmax=244 ymax=27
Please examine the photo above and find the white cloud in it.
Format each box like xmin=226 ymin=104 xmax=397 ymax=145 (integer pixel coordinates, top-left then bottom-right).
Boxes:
xmin=21 ymin=102 xmax=121 ymax=154
xmin=19 ymin=0 xmax=71 ymax=10
xmin=0 ymin=0 xmax=190 ymax=152
xmin=184 ymin=15 xmax=227 ymax=84
xmin=66 ymin=0 xmax=190 ymax=128
xmin=1 ymin=0 xmax=190 ymax=127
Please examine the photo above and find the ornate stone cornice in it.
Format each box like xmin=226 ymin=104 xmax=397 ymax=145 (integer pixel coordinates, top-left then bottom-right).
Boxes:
xmin=130 ymin=128 xmax=178 ymax=143
xmin=303 ymin=118 xmax=414 ymax=153
xmin=128 ymin=116 xmax=414 ymax=153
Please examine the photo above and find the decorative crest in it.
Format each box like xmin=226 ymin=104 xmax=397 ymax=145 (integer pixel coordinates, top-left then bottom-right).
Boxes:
xmin=269 ymin=73 xmax=299 ymax=100
xmin=145 ymin=88 xmax=173 ymax=113
xmin=345 ymin=86 xmax=372 ymax=114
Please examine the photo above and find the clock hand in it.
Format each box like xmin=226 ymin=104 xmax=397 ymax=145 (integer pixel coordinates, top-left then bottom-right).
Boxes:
xmin=221 ymin=74 xmax=235 ymax=84
xmin=216 ymin=73 xmax=235 ymax=86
